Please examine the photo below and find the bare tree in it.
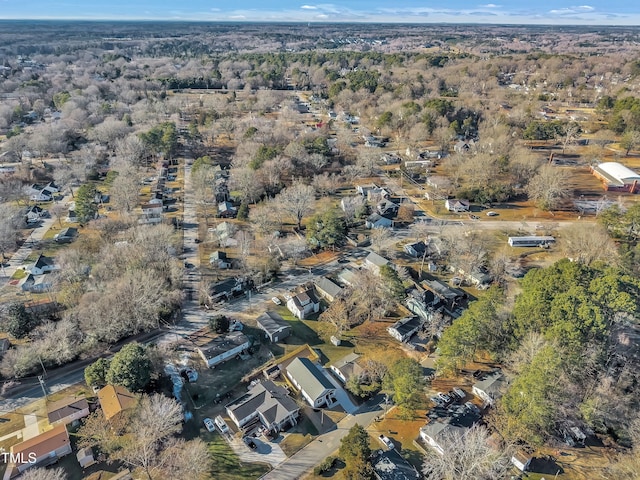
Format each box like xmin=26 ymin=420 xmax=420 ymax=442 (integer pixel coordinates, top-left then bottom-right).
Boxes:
xmin=111 ymin=166 xmax=142 ymax=215
xmin=20 ymin=467 xmax=67 ymax=480
xmin=276 ymin=181 xmax=315 ymax=229
xmin=159 ymin=438 xmax=211 ymax=480
xmin=526 ymin=165 xmax=571 ymax=211
xmin=0 ymin=204 xmax=24 ymax=260
xmin=559 ymin=222 xmax=619 ymax=266
xmin=422 ymin=425 xmax=512 ymax=480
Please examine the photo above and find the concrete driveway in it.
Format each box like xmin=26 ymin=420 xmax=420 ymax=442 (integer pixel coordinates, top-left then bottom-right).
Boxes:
xmin=320 ymin=368 xmax=358 ymax=414
xmin=228 ymin=434 xmax=287 ymax=468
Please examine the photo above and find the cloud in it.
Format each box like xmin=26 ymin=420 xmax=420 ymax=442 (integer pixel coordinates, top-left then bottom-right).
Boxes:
xmin=300 ymin=5 xmax=317 ymax=9
xmin=549 ymin=5 xmax=595 ymax=15
xmin=479 ymin=3 xmax=500 ymax=7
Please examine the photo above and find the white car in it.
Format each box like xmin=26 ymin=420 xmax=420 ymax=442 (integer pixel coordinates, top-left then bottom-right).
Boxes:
xmin=215 ymin=415 xmax=230 ymax=433
xmin=203 ymin=418 xmax=215 ymax=433
xmin=271 ymin=296 xmax=282 ymax=305
xmin=486 ymin=211 xmax=498 ymax=216
xmin=379 ymin=434 xmax=395 ymax=450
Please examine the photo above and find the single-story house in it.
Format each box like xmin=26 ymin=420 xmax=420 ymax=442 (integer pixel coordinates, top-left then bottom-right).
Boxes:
xmin=209 ymin=251 xmax=232 ymax=269
xmin=445 ymin=199 xmax=470 ymax=212
xmin=98 ymin=385 xmax=137 ymax=422
xmin=364 ymin=251 xmax=391 ymax=275
xmin=286 ymin=357 xmax=336 ymax=408
xmin=212 ymin=221 xmax=238 ymax=247
xmin=377 ymin=199 xmax=399 ymax=218
xmin=366 ymin=213 xmax=393 ymax=229
xmin=256 ymin=311 xmax=292 ymax=343
xmin=54 ymin=227 xmax=78 ymax=244
xmin=426 ymin=176 xmax=453 ymax=191
xmin=337 ymin=268 xmax=358 ymax=287
xmin=314 ymin=277 xmax=343 ymax=303
xmin=218 ymin=201 xmax=237 ymax=218
xmin=3 ymin=424 xmax=72 ymax=479
xmin=66 ymin=208 xmax=78 ymax=223
xmin=419 ymin=422 xmax=468 ymax=455
xmin=226 ymin=380 xmax=299 ymax=434
xmin=19 ymin=273 xmax=53 ymax=293
xmin=372 ymin=449 xmax=420 ymax=480
xmin=286 ymin=288 xmax=320 ymax=320
xmin=387 ymin=316 xmax=423 ymax=342
xmin=472 ymin=371 xmax=507 ymax=407
xmin=330 ymin=353 xmax=363 ymax=384
xmin=209 ymin=277 xmax=246 ymax=303
xmin=197 ymin=331 xmax=251 ymax=368
xmin=47 ymin=396 xmax=90 ymax=426
xmin=454 ymin=139 xmax=476 ymax=154
xmin=28 ymin=254 xmax=57 ymax=275
xmin=25 ymin=205 xmax=46 ymax=222
xmin=511 ymin=451 xmax=533 ymax=472
xmin=404 ymin=241 xmax=427 ymax=258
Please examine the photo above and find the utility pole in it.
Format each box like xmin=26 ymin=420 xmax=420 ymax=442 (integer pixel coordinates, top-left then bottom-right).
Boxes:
xmin=38 ymin=355 xmax=47 ymax=378
xmin=37 ymin=375 xmax=47 ymax=399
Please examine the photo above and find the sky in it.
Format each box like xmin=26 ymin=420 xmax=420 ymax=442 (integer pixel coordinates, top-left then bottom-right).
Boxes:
xmin=1 ymin=1 xmax=640 ymax=25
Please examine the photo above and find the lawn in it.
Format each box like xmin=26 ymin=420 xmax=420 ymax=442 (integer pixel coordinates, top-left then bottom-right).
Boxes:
xmin=205 ymin=431 xmax=271 ymax=480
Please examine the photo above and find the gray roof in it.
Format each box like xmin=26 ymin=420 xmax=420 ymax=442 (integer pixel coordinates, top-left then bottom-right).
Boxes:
xmin=33 ymin=254 xmax=55 ymax=270
xmin=199 ymin=332 xmax=250 ymax=360
xmin=256 ymin=311 xmax=291 ymax=336
xmin=389 ymin=316 xmax=422 ymax=337
xmin=47 ymin=396 xmax=89 ymax=423
xmin=226 ymin=380 xmax=298 ymax=426
xmin=366 ymin=251 xmax=390 ymax=267
xmin=423 ymin=279 xmax=462 ymax=301
xmin=331 ymin=353 xmax=363 ymax=380
xmin=58 ymin=227 xmax=78 ymax=238
xmin=337 ymin=268 xmax=357 ymax=286
xmin=291 ymin=288 xmax=319 ymax=310
xmin=286 ymin=357 xmax=334 ymax=401
xmin=473 ymin=371 xmax=506 ymax=397
xmin=420 ymin=421 xmax=468 ymax=442
xmin=314 ymin=277 xmax=343 ymax=299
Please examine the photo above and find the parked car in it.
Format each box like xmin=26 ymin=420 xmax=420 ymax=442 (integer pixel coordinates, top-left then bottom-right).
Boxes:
xmin=486 ymin=211 xmax=498 ymax=216
xmin=379 ymin=434 xmax=395 ymax=450
xmin=430 ymin=396 xmax=445 ymax=406
xmin=203 ymin=418 xmax=215 ymax=432
xmin=437 ymin=392 xmax=452 ymax=403
xmin=271 ymin=296 xmax=282 ymax=305
xmin=243 ymin=436 xmax=257 ymax=449
xmin=452 ymin=387 xmax=466 ymax=399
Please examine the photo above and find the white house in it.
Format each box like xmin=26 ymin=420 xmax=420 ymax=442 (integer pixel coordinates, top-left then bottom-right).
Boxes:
xmin=256 ymin=311 xmax=291 ymax=343
xmin=404 ymin=241 xmax=427 ymax=258
xmin=25 ymin=205 xmax=46 ymax=222
xmin=209 ymin=251 xmax=232 ymax=269
xmin=286 ymin=289 xmax=320 ymax=320
xmin=511 ymin=451 xmax=533 ymax=472
xmin=472 ymin=371 xmax=506 ymax=406
xmin=226 ymin=380 xmax=299 ymax=434
xmin=445 ymin=199 xmax=470 ymax=212
xmin=330 ymin=353 xmax=363 ymax=384
xmin=197 ymin=332 xmax=251 ymax=368
xmin=366 ymin=213 xmax=393 ymax=229
xmin=19 ymin=274 xmax=53 ymax=293
xmin=419 ymin=422 xmax=468 ymax=455
xmin=286 ymin=357 xmax=336 ymax=408
xmin=47 ymin=396 xmax=90 ymax=426
xmin=387 ymin=316 xmax=423 ymax=342
xmin=4 ymin=424 xmax=72 ymax=478
xmin=314 ymin=277 xmax=343 ymax=303
xmin=364 ymin=251 xmax=391 ymax=275
xmin=28 ymin=254 xmax=57 ymax=275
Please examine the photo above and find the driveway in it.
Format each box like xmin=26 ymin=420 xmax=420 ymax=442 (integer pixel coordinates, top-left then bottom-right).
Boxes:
xmin=228 ymin=434 xmax=287 ymax=468
xmin=260 ymin=396 xmax=383 ymax=480
xmin=320 ymin=368 xmax=358 ymax=414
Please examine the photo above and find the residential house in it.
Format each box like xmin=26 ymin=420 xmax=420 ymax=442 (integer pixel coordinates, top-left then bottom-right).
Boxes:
xmin=381 ymin=153 xmax=402 ymax=165
xmin=387 ymin=316 xmax=423 ymax=342
xmin=419 ymin=422 xmax=468 ymax=455
xmin=377 ymin=199 xmax=399 ymax=218
xmin=314 ymin=277 xmax=343 ymax=303
xmin=197 ymin=331 xmax=251 ymax=368
xmin=330 ymin=353 xmax=363 ymax=384
xmin=453 ymin=139 xmax=476 ymax=154
xmin=3 ymin=425 xmax=72 ymax=479
xmin=366 ymin=213 xmax=393 ymax=229
xmin=139 ymin=203 xmax=163 ymax=224
xmin=445 ymin=199 xmax=470 ymax=212
xmin=404 ymin=241 xmax=427 ymax=258
xmin=212 ymin=221 xmax=238 ymax=247
xmin=511 ymin=451 xmax=533 ymax=472
xmin=453 ymin=266 xmax=492 ymax=286
xmin=286 ymin=357 xmax=336 ymax=408
xmin=209 ymin=251 xmax=232 ymax=269
xmin=356 ymin=183 xmax=391 ymax=200
xmin=28 ymin=254 xmax=57 ymax=275
xmin=214 ymin=181 xmax=230 ymax=203
xmin=209 ymin=277 xmax=248 ymax=303
xmin=286 ymin=288 xmax=320 ymax=320
xmin=218 ymin=201 xmax=237 ymax=218
xmin=47 ymin=396 xmax=90 ymax=426
xmin=54 ymin=227 xmax=78 ymax=244
xmin=425 ymin=176 xmax=453 ymax=192
xmin=226 ymin=380 xmax=299 ymax=434
xmin=337 ymin=268 xmax=357 ymax=287
xmin=29 ymin=188 xmax=53 ymax=202
xmin=256 ymin=311 xmax=292 ymax=343
xmin=25 ymin=205 xmax=46 ymax=223
xmin=372 ymin=449 xmax=420 ymax=480
xmin=66 ymin=208 xmax=78 ymax=223
xmin=97 ymin=385 xmax=137 ymax=422
xmin=423 ymin=279 xmax=464 ymax=314
xmin=364 ymin=251 xmax=391 ymax=275
xmin=472 ymin=371 xmax=507 ymax=407
xmin=19 ymin=273 xmax=52 ymax=293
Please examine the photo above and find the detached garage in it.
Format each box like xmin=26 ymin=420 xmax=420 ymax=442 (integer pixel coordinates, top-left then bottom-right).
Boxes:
xmin=591 ymin=162 xmax=640 ymax=193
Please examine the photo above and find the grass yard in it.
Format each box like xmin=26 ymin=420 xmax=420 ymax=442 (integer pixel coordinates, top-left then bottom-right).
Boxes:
xmin=205 ymin=431 xmax=271 ymax=480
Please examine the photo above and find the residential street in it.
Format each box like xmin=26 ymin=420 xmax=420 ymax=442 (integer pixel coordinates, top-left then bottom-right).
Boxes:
xmin=260 ymin=397 xmax=384 ymax=480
